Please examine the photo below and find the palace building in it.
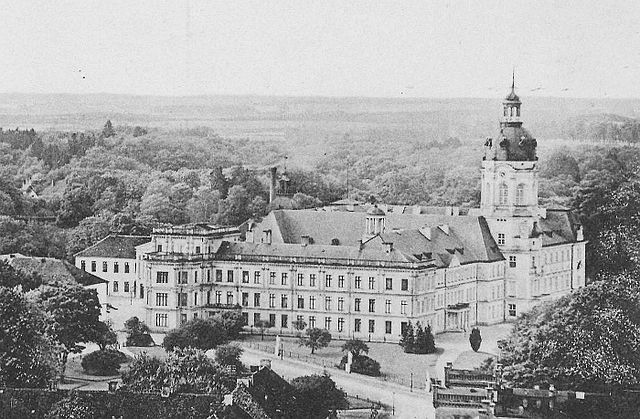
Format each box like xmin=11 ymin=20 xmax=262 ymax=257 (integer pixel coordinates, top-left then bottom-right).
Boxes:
xmin=75 ymin=82 xmax=586 ymax=341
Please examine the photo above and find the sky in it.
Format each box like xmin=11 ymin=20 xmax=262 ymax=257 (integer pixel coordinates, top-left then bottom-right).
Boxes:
xmin=0 ymin=0 xmax=639 ymax=98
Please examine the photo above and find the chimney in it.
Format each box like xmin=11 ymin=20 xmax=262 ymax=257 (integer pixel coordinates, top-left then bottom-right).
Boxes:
xmin=269 ymin=167 xmax=277 ymax=203
xmin=384 ymin=241 xmax=393 ymax=253
xmin=301 ymin=235 xmax=311 ymax=246
xmin=263 ymin=229 xmax=272 ymax=245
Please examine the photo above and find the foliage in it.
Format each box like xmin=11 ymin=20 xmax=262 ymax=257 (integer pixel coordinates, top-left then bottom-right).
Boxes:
xmin=102 ymin=120 xmax=116 ymax=138
xmin=0 ymin=287 xmax=58 ymax=388
xmin=341 ymin=339 xmax=369 ymax=358
xmin=94 ymin=321 xmax=118 ymax=350
xmin=400 ymin=321 xmax=435 ymax=354
xmin=478 ymin=357 xmax=495 ymax=373
xmin=46 ymin=391 xmax=100 ymax=419
xmin=292 ymin=317 xmax=307 ymax=331
xmin=399 ymin=322 xmax=415 ymax=353
xmin=81 ymin=349 xmax=127 ymax=376
xmin=121 ymin=348 xmax=235 ymax=395
xmin=163 ymin=318 xmax=227 ymax=351
xmin=290 ymin=373 xmax=347 ymax=419
xmin=124 ymin=316 xmax=154 ymax=347
xmin=214 ymin=344 xmax=243 ymax=369
xmin=0 ymin=259 xmax=43 ymax=291
xmin=498 ymin=271 xmax=640 ymax=392
xmin=27 ymin=284 xmax=103 ymax=380
xmin=469 ymin=327 xmax=482 ymax=352
xmin=254 ymin=319 xmax=271 ymax=341
xmin=338 ymin=353 xmax=381 ymax=377
xmin=299 ymin=328 xmax=331 ymax=354
xmin=213 ymin=310 xmax=245 ymax=339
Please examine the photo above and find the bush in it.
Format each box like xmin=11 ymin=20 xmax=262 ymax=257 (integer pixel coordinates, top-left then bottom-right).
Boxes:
xmin=339 ymin=354 xmax=381 ymax=377
xmin=215 ymin=344 xmax=243 ymax=369
xmin=163 ymin=318 xmax=227 ymax=351
xmin=469 ymin=327 xmax=482 ymax=352
xmin=124 ymin=316 xmax=154 ymax=347
xmin=80 ymin=349 xmax=127 ymax=376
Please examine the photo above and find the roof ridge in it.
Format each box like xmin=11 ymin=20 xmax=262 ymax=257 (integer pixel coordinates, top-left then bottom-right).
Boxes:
xmin=73 ymin=234 xmax=115 ymax=257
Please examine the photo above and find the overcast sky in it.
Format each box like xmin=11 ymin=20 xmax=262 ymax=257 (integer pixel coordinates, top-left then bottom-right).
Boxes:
xmin=1 ymin=0 xmax=638 ymax=98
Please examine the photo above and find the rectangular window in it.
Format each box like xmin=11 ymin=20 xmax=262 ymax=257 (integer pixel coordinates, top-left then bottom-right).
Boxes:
xmin=309 ymin=274 xmax=316 ymax=287
xmin=309 ymin=296 xmax=316 ymax=309
xmin=253 ymin=313 xmax=261 ymax=325
xmin=140 ymin=285 xmax=144 ymax=299
xmin=368 ymin=299 xmax=375 ymax=313
xmin=242 ymin=292 xmax=249 ymax=307
xmin=368 ymin=277 xmax=375 ymax=290
xmin=325 ymin=275 xmax=332 ymax=288
xmin=241 ymin=312 xmax=248 ymax=325
xmin=385 ymin=299 xmax=391 ymax=314
xmin=207 ymin=269 xmax=211 ymax=282
xmin=401 ymin=278 xmax=409 ymax=291
xmin=281 ymin=294 xmax=288 ymax=308
xmin=269 ymin=272 xmax=276 ymax=284
xmin=401 ymin=300 xmax=407 ymax=315
xmin=324 ymin=317 xmax=332 ymax=330
xmin=216 ymin=270 xmax=223 ymax=282
xmin=338 ymin=275 xmax=345 ymax=288
xmin=91 ymin=261 xmax=96 ymax=272
xmin=354 ymin=318 xmax=361 ymax=332
xmin=194 ymin=292 xmax=198 ymax=306
xmin=195 ymin=246 xmax=201 ymax=254
xmin=269 ymin=314 xmax=276 ymax=327
xmin=124 ymin=282 xmax=130 ymax=293
xmin=269 ymin=294 xmax=276 ymax=308
xmin=242 ymin=271 xmax=250 ymax=283
xmin=309 ymin=316 xmax=316 ymax=328
xmin=297 ymin=273 xmax=304 ymax=286
xmin=254 ymin=293 xmax=261 ymax=307
xmin=207 ymin=291 xmax=211 ymax=304
xmin=178 ymin=271 xmax=188 ymax=285
xmin=509 ymin=303 xmax=517 ymax=317
xmin=227 ymin=270 xmax=234 ymax=283
xmin=337 ymin=317 xmax=344 ymax=332
xmin=156 ymin=292 xmax=168 ymax=306
xmin=368 ymin=320 xmax=375 ymax=333
xmin=337 ymin=297 xmax=344 ymax=311
xmin=354 ymin=298 xmax=361 ymax=312
xmin=114 ymin=262 xmax=119 ymax=273
xmin=226 ymin=292 xmax=233 ymax=305
xmin=254 ymin=271 xmax=260 ymax=284
xmin=113 ymin=281 xmax=118 ymax=292
xmin=178 ymin=292 xmax=187 ymax=307
xmin=298 ymin=296 xmax=305 ymax=309
xmin=385 ymin=278 xmax=393 ymax=290
xmin=215 ymin=291 xmax=222 ymax=304
xmin=124 ymin=262 xmax=130 ymax=273
xmin=80 ymin=260 xmax=86 ymax=271
xmin=497 ymin=233 xmax=505 ymax=246
xmin=180 ymin=313 xmax=187 ymax=325
xmin=509 ymin=256 xmax=517 ymax=268
xmin=103 ymin=261 xmax=108 ymax=272
xmin=281 ymin=272 xmax=288 ymax=285
xmin=281 ymin=314 xmax=288 ymax=328
xmin=354 ymin=276 xmax=361 ymax=289
xmin=325 ymin=296 xmax=331 ymax=311
xmin=385 ymin=321 xmax=392 ymax=334
xmin=155 ymin=313 xmax=168 ymax=327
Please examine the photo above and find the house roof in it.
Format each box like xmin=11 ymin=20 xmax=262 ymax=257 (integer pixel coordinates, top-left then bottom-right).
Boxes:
xmin=535 ymin=210 xmax=581 ymax=247
xmin=0 ymin=254 xmax=106 ymax=286
xmin=250 ymin=210 xmax=503 ymax=266
xmin=74 ymin=234 xmax=151 ymax=259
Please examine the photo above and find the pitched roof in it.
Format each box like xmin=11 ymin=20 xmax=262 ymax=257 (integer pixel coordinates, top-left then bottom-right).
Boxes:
xmin=250 ymin=210 xmax=503 ymax=265
xmin=0 ymin=254 xmax=106 ymax=286
xmin=535 ymin=209 xmax=581 ymax=247
xmin=74 ymin=234 xmax=151 ymax=259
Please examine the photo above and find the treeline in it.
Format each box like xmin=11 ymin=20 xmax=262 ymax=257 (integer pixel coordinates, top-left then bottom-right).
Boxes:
xmin=562 ymin=113 xmax=640 ymax=143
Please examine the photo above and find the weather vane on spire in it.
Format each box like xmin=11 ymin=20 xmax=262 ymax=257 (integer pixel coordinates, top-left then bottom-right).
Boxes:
xmin=512 ymin=67 xmax=515 ymax=91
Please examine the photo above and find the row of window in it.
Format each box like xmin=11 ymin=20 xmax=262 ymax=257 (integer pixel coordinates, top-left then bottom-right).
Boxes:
xmin=111 ymin=281 xmax=144 ymax=297
xmin=496 ymin=183 xmax=528 ymax=206
xmin=81 ymin=260 xmax=131 ymax=274
xmin=155 ymin=269 xmax=410 ymax=291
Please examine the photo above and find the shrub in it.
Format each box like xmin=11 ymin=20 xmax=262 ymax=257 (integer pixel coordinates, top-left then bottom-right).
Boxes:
xmin=81 ymin=349 xmax=126 ymax=376
xmin=215 ymin=344 xmax=243 ymax=369
xmin=163 ymin=318 xmax=227 ymax=351
xmin=338 ymin=354 xmax=381 ymax=377
xmin=124 ymin=316 xmax=154 ymax=347
xmin=469 ymin=327 xmax=482 ymax=352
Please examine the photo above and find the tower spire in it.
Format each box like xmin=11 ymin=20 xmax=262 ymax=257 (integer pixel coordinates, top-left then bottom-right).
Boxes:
xmin=511 ymin=68 xmax=515 ymax=91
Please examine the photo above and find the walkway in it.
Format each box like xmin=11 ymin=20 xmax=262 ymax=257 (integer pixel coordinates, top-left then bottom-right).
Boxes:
xmin=240 ymin=347 xmax=434 ymax=419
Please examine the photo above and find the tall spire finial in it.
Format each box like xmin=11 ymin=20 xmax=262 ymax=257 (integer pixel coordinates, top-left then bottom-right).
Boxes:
xmin=511 ymin=68 xmax=515 ymax=91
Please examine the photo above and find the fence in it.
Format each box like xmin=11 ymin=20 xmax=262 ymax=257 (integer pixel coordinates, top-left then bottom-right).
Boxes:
xmin=241 ymin=341 xmax=427 ymax=391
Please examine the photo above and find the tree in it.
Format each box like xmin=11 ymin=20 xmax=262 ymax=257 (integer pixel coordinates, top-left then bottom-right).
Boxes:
xmin=255 ymin=319 xmax=271 ymax=341
xmin=469 ymin=327 xmax=482 ymax=352
xmin=81 ymin=349 xmax=126 ymax=375
xmin=292 ymin=317 xmax=307 ymax=336
xmin=0 ymin=259 xmax=42 ymax=291
xmin=163 ymin=317 xmax=227 ymax=351
xmin=399 ymin=322 xmax=415 ymax=353
xmin=424 ymin=324 xmax=436 ymax=353
xmin=124 ymin=316 xmax=154 ymax=347
xmin=341 ymin=339 xmax=369 ymax=358
xmin=27 ymin=284 xmax=102 ymax=382
xmin=291 ymin=373 xmax=347 ymax=419
xmin=94 ymin=321 xmax=118 ymax=350
xmin=299 ymin=328 xmax=331 ymax=354
xmin=414 ymin=322 xmax=429 ymax=354
xmin=215 ymin=344 xmax=243 ymax=370
xmin=56 ymin=183 xmax=95 ymax=227
xmin=213 ymin=310 xmax=245 ymax=339
xmin=0 ymin=287 xmax=58 ymax=388
xmin=132 ymin=126 xmax=148 ymax=137
xmin=102 ymin=119 xmax=115 ymax=138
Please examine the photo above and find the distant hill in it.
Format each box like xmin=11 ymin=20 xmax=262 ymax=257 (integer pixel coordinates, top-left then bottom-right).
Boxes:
xmin=1 ymin=93 xmax=640 ymax=141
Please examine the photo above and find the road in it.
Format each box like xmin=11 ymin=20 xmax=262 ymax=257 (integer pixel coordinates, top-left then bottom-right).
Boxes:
xmin=241 ymin=347 xmax=435 ymax=419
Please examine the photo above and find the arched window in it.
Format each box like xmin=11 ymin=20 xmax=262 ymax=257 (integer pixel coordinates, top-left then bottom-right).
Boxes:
xmin=499 ymin=183 xmax=509 ymax=205
xmin=516 ymin=184 xmax=525 ymax=205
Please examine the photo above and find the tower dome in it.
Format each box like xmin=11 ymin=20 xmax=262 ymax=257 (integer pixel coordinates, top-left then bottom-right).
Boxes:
xmin=365 ymin=206 xmax=385 ymax=238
